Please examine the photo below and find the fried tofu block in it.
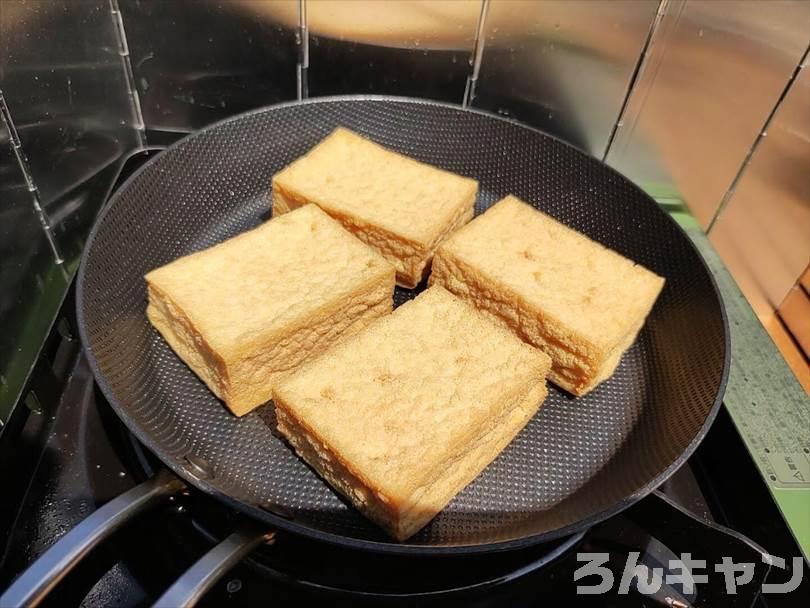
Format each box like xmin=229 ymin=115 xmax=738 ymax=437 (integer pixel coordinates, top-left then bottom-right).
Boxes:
xmin=273 ymin=286 xmax=551 ymax=540
xmin=271 ymin=128 xmax=478 ymax=288
xmin=430 ymin=196 xmax=665 ymax=396
xmin=145 ymin=204 xmax=395 ymax=416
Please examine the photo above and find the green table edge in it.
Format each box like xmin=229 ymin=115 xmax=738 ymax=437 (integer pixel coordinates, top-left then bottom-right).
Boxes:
xmin=674 ymin=208 xmax=810 ymax=562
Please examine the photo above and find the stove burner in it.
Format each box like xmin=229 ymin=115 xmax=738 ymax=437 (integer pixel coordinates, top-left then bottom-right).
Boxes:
xmin=0 ymin=310 xmax=784 ymax=608
xmin=128 ymin=408 xmax=586 ymax=598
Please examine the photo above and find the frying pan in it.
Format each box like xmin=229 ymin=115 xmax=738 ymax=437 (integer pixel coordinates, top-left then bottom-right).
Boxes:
xmin=2 ymin=97 xmax=729 ymax=606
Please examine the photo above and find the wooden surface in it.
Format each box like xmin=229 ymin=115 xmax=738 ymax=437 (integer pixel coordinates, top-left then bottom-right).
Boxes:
xmin=778 ymin=278 xmax=810 ymax=360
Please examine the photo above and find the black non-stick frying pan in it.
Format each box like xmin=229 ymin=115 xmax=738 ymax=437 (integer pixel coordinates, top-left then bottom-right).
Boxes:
xmin=3 ymin=97 xmax=729 ymax=606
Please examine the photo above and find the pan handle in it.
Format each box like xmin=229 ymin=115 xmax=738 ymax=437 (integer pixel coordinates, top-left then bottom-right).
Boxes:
xmin=153 ymin=524 xmax=275 ymax=608
xmin=0 ymin=470 xmax=185 ymax=608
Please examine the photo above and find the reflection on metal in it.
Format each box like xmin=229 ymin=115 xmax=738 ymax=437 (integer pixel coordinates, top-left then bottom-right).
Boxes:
xmin=602 ymin=0 xmax=670 ymax=160
xmin=120 ymin=0 xmax=299 ymax=134
xmin=110 ymin=0 xmax=146 ymax=148
xmin=305 ymin=0 xmax=480 ymax=102
xmin=707 ymin=47 xmax=810 ymax=233
xmin=277 ymin=0 xmax=480 ymax=48
xmin=472 ymin=0 xmax=659 ymax=156
xmin=0 ymin=91 xmax=62 ymax=264
xmin=0 ymin=0 xmax=140 ymax=425
xmin=709 ymin=58 xmax=810 ymax=319
xmin=297 ymin=0 xmax=310 ymax=100
xmin=0 ymin=120 xmax=69 ymax=425
xmin=462 ymin=0 xmax=491 ymax=108
xmin=0 ymin=0 xmax=136 ymax=268
xmin=605 ymin=0 xmax=810 ymax=227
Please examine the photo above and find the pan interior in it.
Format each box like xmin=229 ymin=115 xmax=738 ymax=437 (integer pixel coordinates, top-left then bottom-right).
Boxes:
xmin=78 ymin=99 xmax=727 ymax=550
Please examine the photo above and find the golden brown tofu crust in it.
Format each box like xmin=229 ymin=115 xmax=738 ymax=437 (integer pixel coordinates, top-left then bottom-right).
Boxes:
xmin=430 ymin=196 xmax=665 ymax=396
xmin=145 ymin=204 xmax=396 ymax=416
xmin=271 ymin=128 xmax=478 ymax=287
xmin=273 ymin=286 xmax=551 ymax=539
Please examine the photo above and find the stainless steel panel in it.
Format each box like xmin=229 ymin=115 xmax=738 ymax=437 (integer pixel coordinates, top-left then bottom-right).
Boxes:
xmin=305 ymin=0 xmax=480 ymax=102
xmin=119 ymin=0 xmax=299 ymax=137
xmin=1 ymin=0 xmax=141 ymax=422
xmin=0 ymin=120 xmax=69 ymax=425
xmin=709 ymin=64 xmax=810 ymax=319
xmin=606 ymin=0 xmax=810 ymax=227
xmin=0 ymin=0 xmax=139 ymax=263
xmin=472 ymin=0 xmax=659 ymax=156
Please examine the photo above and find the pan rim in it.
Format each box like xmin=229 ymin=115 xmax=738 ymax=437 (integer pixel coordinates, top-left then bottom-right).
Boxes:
xmin=75 ymin=94 xmax=730 ymax=556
